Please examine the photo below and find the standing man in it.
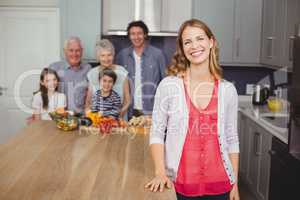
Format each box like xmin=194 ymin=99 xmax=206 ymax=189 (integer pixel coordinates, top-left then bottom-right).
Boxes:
xmin=116 ymin=20 xmax=166 ymax=118
xmin=50 ymin=36 xmax=91 ymax=114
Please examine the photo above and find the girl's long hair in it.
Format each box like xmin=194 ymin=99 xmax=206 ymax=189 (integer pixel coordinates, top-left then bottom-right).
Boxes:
xmin=36 ymin=68 xmax=59 ymax=109
xmin=167 ymin=19 xmax=223 ymax=80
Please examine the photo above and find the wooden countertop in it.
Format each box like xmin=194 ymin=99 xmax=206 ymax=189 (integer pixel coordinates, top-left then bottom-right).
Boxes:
xmin=0 ymin=121 xmax=176 ymax=200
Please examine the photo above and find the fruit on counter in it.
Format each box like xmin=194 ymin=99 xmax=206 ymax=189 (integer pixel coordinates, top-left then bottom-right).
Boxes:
xmin=56 ymin=107 xmax=65 ymax=114
xmin=127 ymin=126 xmax=150 ymax=134
xmin=128 ymin=116 xmax=151 ymax=127
xmin=97 ymin=117 xmax=119 ymax=134
xmin=118 ymin=119 xmax=128 ymax=128
xmin=267 ymin=98 xmax=283 ymax=112
xmin=86 ymin=111 xmax=102 ymax=125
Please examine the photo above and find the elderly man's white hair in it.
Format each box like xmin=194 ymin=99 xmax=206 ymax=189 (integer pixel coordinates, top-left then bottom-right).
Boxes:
xmin=95 ymin=39 xmax=115 ymax=60
xmin=63 ymin=36 xmax=83 ymax=50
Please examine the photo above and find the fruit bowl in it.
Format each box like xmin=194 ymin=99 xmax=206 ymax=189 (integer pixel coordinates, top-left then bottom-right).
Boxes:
xmin=56 ymin=116 xmax=79 ymax=131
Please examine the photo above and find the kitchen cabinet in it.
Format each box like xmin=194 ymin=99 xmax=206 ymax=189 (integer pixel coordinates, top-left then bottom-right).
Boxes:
xmin=238 ymin=112 xmax=249 ymax=178
xmin=268 ymin=137 xmax=300 ymax=200
xmin=102 ymin=0 xmax=192 ymax=35
xmin=261 ymin=0 xmax=300 ymax=69
xmin=192 ymin=0 xmax=262 ymax=65
xmin=238 ymin=111 xmax=272 ymax=200
xmin=160 ymin=0 xmax=191 ymax=32
xmin=260 ymin=0 xmax=284 ymax=67
xmin=59 ymin=0 xmax=101 ymax=60
xmin=0 ymin=0 xmax=57 ymax=7
xmin=281 ymin=0 xmax=300 ymax=69
xmin=102 ymin=0 xmax=136 ymax=33
xmin=246 ymin=119 xmax=272 ymax=200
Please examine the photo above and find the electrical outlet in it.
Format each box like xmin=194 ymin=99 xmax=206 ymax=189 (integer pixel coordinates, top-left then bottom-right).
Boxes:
xmin=246 ymin=84 xmax=254 ymax=95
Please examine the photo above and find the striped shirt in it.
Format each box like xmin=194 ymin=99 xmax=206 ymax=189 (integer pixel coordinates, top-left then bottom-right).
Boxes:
xmin=91 ymin=90 xmax=121 ymax=119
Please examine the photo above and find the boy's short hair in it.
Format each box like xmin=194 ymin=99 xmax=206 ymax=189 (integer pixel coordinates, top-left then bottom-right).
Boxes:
xmin=99 ymin=68 xmax=117 ymax=83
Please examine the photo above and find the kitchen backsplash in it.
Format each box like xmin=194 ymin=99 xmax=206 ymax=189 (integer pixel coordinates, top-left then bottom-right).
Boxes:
xmin=96 ymin=36 xmax=291 ymax=95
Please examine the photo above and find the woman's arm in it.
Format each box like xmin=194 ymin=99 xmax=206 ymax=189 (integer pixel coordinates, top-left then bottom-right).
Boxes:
xmin=225 ymin=84 xmax=240 ymax=200
xmin=119 ymin=77 xmax=131 ymax=118
xmin=229 ymin=153 xmax=240 ymax=200
xmin=145 ymin=144 xmax=173 ymax=192
xmin=145 ymin=78 xmax=173 ymax=192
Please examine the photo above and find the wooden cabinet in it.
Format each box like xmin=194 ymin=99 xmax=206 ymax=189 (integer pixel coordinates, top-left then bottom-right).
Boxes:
xmin=59 ymin=0 xmax=101 ymax=60
xmin=261 ymin=0 xmax=300 ymax=69
xmin=238 ymin=111 xmax=272 ymax=200
xmin=193 ymin=0 xmax=262 ymax=65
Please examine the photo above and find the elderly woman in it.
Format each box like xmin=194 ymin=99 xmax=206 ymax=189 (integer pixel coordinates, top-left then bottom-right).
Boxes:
xmin=85 ymin=39 xmax=130 ymax=119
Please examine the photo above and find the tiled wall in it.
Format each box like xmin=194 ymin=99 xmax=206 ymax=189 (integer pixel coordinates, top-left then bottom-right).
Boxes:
xmin=99 ymin=36 xmax=290 ymax=95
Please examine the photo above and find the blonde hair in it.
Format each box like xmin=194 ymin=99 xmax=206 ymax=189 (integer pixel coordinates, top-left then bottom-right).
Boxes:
xmin=95 ymin=39 xmax=115 ymax=62
xmin=167 ymin=19 xmax=222 ymax=80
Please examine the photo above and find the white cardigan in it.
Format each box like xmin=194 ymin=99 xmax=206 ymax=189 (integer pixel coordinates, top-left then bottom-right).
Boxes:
xmin=149 ymin=76 xmax=240 ymax=184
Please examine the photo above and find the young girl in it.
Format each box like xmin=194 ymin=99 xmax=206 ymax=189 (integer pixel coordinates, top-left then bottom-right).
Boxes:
xmin=145 ymin=19 xmax=240 ymax=200
xmin=31 ymin=68 xmax=66 ymax=120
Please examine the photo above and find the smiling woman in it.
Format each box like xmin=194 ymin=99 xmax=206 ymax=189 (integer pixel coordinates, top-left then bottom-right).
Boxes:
xmin=146 ymin=19 xmax=240 ymax=200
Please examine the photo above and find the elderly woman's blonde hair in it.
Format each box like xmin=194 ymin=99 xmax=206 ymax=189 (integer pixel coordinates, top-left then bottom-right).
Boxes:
xmin=95 ymin=39 xmax=115 ymax=61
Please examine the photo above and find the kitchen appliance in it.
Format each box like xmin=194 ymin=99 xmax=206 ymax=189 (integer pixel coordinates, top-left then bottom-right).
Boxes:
xmin=288 ymin=23 xmax=300 ymax=160
xmin=252 ymin=84 xmax=270 ymax=105
xmin=268 ymin=137 xmax=300 ymax=200
xmin=101 ymin=0 xmax=192 ymax=36
xmin=268 ymin=23 xmax=300 ymax=200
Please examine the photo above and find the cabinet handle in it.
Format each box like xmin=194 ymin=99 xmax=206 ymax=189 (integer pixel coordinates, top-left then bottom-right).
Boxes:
xmin=236 ymin=38 xmax=240 ymax=58
xmin=289 ymin=36 xmax=295 ymax=61
xmin=267 ymin=37 xmax=274 ymax=59
xmin=254 ymin=132 xmax=262 ymax=156
xmin=268 ymin=150 xmax=276 ymax=156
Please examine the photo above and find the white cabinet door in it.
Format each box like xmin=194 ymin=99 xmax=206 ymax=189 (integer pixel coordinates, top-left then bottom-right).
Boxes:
xmin=192 ymin=0 xmax=235 ymax=64
xmin=160 ymin=0 xmax=192 ymax=32
xmin=281 ymin=0 xmax=300 ymax=69
xmin=256 ymin=124 xmax=272 ymax=200
xmin=234 ymin=0 xmax=262 ymax=64
xmin=0 ymin=7 xmax=60 ymax=144
xmin=102 ymin=0 xmax=135 ymax=32
xmin=244 ymin=118 xmax=272 ymax=200
xmin=261 ymin=0 xmax=285 ymax=66
xmin=238 ymin=112 xmax=249 ymax=178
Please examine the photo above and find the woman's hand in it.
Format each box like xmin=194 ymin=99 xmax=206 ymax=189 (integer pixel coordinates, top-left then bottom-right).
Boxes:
xmin=145 ymin=174 xmax=173 ymax=192
xmin=230 ymin=183 xmax=240 ymax=200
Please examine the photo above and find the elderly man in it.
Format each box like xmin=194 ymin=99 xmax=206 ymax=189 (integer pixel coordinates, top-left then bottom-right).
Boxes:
xmin=49 ymin=36 xmax=91 ymax=113
xmin=116 ymin=20 xmax=166 ymax=118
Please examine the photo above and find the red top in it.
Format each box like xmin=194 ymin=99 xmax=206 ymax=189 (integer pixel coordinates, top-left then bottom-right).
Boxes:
xmin=174 ymin=80 xmax=231 ymax=196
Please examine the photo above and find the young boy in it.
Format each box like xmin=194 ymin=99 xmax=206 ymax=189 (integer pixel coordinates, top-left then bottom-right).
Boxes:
xmin=91 ymin=69 xmax=121 ymax=119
